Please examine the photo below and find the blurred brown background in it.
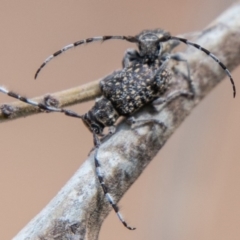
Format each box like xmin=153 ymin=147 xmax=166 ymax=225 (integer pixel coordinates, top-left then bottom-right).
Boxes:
xmin=0 ymin=1 xmax=240 ymax=239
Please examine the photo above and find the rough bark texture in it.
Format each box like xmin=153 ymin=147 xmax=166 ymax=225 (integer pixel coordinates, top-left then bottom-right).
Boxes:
xmin=10 ymin=3 xmax=240 ymax=240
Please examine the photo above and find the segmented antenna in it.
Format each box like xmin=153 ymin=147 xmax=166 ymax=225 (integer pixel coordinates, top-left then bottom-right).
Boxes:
xmin=0 ymin=86 xmax=83 ymax=119
xmin=34 ymin=35 xmax=136 ymax=79
xmin=34 ymin=30 xmax=236 ymax=98
xmin=161 ymin=35 xmax=236 ymax=98
xmin=93 ymin=134 xmax=136 ymax=230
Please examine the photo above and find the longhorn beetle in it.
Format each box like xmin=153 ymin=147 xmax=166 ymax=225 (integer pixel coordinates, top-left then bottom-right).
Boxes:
xmin=0 ymin=29 xmax=236 ymax=230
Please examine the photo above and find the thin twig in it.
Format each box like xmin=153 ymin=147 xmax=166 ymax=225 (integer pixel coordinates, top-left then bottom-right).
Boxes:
xmin=11 ymin=3 xmax=240 ymax=240
xmin=0 ymin=78 xmax=101 ymax=122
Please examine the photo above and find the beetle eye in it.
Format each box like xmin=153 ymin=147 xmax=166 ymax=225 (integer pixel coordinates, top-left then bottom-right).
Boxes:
xmin=156 ymin=44 xmax=161 ymax=54
xmin=91 ymin=123 xmax=100 ymax=134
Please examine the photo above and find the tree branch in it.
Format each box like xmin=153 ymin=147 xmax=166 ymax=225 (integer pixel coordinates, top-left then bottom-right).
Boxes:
xmin=11 ymin=3 xmax=240 ymax=240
